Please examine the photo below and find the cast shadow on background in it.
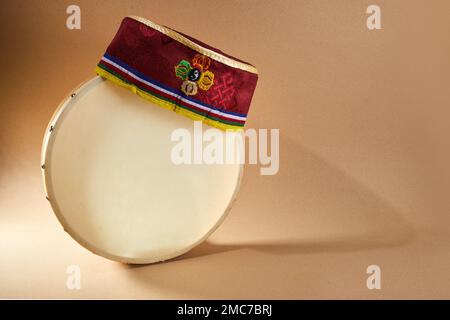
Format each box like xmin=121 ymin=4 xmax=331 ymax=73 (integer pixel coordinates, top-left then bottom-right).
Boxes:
xmin=183 ymin=134 xmax=414 ymax=259
xmin=123 ymin=134 xmax=415 ymax=297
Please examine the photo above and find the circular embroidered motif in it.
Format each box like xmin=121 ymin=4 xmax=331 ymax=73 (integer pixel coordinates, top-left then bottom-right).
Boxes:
xmin=181 ymin=80 xmax=198 ymax=96
xmin=192 ymin=54 xmax=211 ymax=71
xmin=175 ymin=60 xmax=192 ymax=80
xmin=198 ymin=71 xmax=214 ymax=91
xmin=175 ymin=54 xmax=214 ymax=96
xmin=188 ymin=68 xmax=201 ymax=81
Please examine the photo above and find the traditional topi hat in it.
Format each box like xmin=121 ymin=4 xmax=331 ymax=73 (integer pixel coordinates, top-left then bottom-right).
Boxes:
xmin=96 ymin=16 xmax=258 ymax=130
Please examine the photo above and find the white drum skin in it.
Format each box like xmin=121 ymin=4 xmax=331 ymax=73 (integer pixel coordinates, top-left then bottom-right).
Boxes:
xmin=41 ymin=77 xmax=243 ymax=264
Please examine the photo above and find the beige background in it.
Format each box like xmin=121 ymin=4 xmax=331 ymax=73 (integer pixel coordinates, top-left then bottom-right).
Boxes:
xmin=1 ymin=0 xmax=450 ymax=299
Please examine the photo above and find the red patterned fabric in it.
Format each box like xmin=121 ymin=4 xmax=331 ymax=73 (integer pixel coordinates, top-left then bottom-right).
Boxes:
xmin=100 ymin=17 xmax=258 ymax=119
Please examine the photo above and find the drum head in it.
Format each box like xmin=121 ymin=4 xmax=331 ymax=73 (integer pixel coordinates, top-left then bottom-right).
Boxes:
xmin=42 ymin=77 xmax=243 ymax=264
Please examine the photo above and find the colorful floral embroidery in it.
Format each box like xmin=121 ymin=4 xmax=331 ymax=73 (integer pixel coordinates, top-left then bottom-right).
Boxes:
xmin=181 ymin=80 xmax=198 ymax=96
xmin=175 ymin=54 xmax=214 ymax=96
xmin=175 ymin=60 xmax=191 ymax=80
xmin=192 ymin=54 xmax=211 ymax=71
xmin=198 ymin=70 xmax=214 ymax=91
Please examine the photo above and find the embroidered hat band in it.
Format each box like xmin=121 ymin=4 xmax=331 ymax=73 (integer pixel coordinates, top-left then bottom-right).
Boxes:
xmin=95 ymin=16 xmax=258 ymax=130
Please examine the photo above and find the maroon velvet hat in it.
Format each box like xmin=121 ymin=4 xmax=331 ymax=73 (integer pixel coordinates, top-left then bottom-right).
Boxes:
xmin=95 ymin=16 xmax=258 ymax=130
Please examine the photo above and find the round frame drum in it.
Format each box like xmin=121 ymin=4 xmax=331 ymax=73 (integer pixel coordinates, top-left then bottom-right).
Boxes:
xmin=41 ymin=77 xmax=243 ymax=264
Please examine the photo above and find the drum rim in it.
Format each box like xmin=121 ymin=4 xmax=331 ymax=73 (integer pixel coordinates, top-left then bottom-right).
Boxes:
xmin=41 ymin=76 xmax=244 ymax=264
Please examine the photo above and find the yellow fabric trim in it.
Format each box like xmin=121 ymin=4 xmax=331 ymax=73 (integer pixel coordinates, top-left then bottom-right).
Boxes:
xmin=95 ymin=66 xmax=243 ymax=131
xmin=127 ymin=15 xmax=258 ymax=75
